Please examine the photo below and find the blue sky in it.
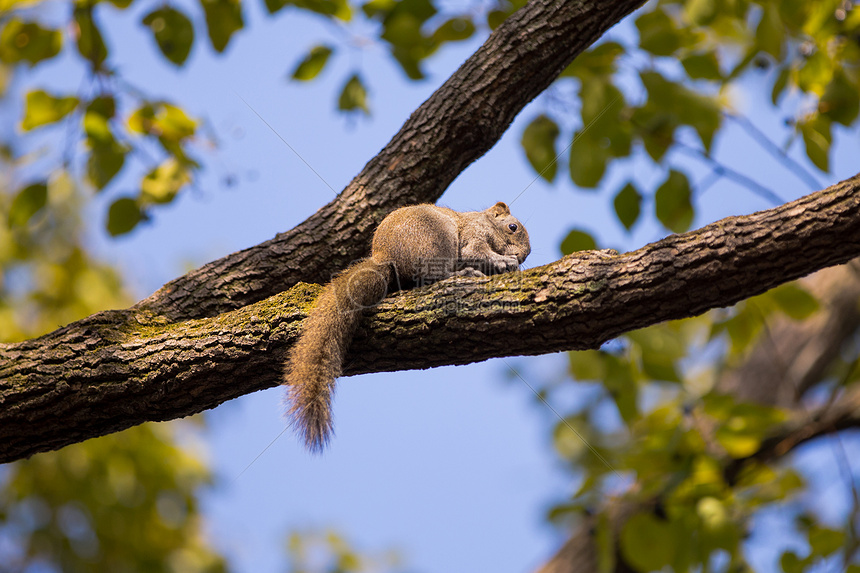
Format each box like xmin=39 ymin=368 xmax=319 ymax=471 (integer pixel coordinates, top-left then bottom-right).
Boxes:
xmin=8 ymin=0 xmax=860 ymax=571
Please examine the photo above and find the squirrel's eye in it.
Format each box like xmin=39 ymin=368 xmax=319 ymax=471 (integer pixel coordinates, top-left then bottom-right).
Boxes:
xmin=508 ymin=223 xmax=518 ymax=232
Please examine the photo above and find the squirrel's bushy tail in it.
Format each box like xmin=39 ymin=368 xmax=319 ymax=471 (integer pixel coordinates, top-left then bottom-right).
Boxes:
xmin=284 ymin=258 xmax=392 ymax=453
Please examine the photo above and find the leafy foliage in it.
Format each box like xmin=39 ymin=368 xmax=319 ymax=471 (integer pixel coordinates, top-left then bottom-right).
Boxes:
xmin=0 ymin=423 xmax=226 ymax=573
xmin=285 ymin=529 xmax=406 ymax=573
xmin=0 ymin=157 xmax=224 ymax=571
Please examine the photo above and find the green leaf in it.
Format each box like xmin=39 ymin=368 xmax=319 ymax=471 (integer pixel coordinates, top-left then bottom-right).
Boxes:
xmin=708 ymin=399 xmax=786 ymax=458
xmin=87 ymin=139 xmax=127 ymax=190
xmin=87 ymin=95 xmax=116 ymax=119
xmin=267 ymin=0 xmax=352 ymax=19
xmin=631 ymin=106 xmax=676 ymax=163
xmin=613 ymin=183 xmax=641 ymax=231
xmin=8 ymin=182 xmax=47 ymax=227
xmin=636 ymin=9 xmax=683 ymax=56
xmin=0 ymin=19 xmax=62 ymax=66
xmin=140 ymin=158 xmax=191 ymax=204
xmin=338 ymin=74 xmax=369 ymax=114
xmin=681 ymin=51 xmax=722 ymax=81
xmin=820 ymin=70 xmax=860 ymax=126
xmin=142 ymin=7 xmax=195 ymax=66
xmin=755 ymin=3 xmax=785 ymax=59
xmin=106 ymin=197 xmax=145 ymax=236
xmin=771 ymin=66 xmax=790 ymax=105
xmin=291 ymin=45 xmax=333 ymax=81
xmin=568 ymin=350 xmax=607 ymax=381
xmin=654 ymin=170 xmax=693 ymax=233
xmin=797 ymin=50 xmax=832 ymax=96
xmin=73 ymin=7 xmax=108 ymax=68
xmin=569 ymin=131 xmax=608 ymax=188
xmin=628 ymin=326 xmax=684 ymax=383
xmin=129 ymin=102 xmax=197 ymax=141
xmin=521 ymin=115 xmax=559 ymax=182
xmin=684 ymin=0 xmax=717 ymax=25
xmin=560 ymin=229 xmax=597 ymax=255
xmin=84 ymin=96 xmax=117 ymax=144
xmin=200 ymin=0 xmax=244 ymax=53
xmin=808 ymin=526 xmax=844 ymax=557
xmin=603 ymin=354 xmax=639 ymax=424
xmin=639 ymin=71 xmax=721 ymax=152
xmin=431 ymin=17 xmax=475 ymax=43
xmin=799 ymin=115 xmax=832 ymax=172
xmin=769 ymin=283 xmax=819 ymax=320
xmin=562 ymin=41 xmax=624 ymax=79
xmin=780 ymin=551 xmax=805 ymax=573
xmin=620 ymin=512 xmax=676 ymax=572
xmin=21 ymin=90 xmax=78 ymax=131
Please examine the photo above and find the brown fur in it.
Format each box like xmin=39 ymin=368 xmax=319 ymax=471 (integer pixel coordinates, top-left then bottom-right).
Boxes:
xmin=284 ymin=202 xmax=531 ymax=452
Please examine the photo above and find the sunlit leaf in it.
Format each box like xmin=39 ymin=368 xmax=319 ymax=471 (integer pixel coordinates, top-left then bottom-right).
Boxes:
xmin=613 ymin=183 xmax=641 ymax=231
xmin=129 ymin=102 xmax=197 ymax=141
xmin=684 ymin=0 xmax=716 ymax=25
xmin=0 ymin=19 xmax=62 ymax=66
xmin=291 ymin=45 xmax=333 ymax=81
xmin=797 ymin=50 xmax=832 ymax=96
xmin=568 ymin=350 xmax=607 ymax=381
xmin=521 ymin=115 xmax=559 ymax=182
xmin=21 ymin=90 xmax=78 ymax=131
xmin=83 ymin=96 xmax=116 ymax=144
xmin=620 ymin=512 xmax=676 ymax=572
xmin=338 ymin=74 xmax=369 ymax=114
xmin=140 ymin=158 xmax=191 ymax=204
xmin=200 ymin=0 xmax=243 ymax=53
xmin=106 ymin=197 xmax=145 ymax=236
xmin=8 ymin=181 xmax=47 ymax=227
xmin=654 ymin=169 xmax=693 ymax=233
xmin=142 ymin=6 xmax=195 ymax=66
xmin=267 ymin=0 xmax=351 ymax=20
xmin=560 ymin=229 xmax=597 ymax=255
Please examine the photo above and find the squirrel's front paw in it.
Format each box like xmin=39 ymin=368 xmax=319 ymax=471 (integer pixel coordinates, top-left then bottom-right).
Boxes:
xmin=454 ymin=267 xmax=486 ymax=278
xmin=492 ymin=256 xmax=520 ymax=274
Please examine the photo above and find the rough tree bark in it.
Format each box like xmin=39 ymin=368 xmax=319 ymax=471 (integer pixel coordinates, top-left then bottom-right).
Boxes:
xmin=1 ymin=175 xmax=859 ymax=463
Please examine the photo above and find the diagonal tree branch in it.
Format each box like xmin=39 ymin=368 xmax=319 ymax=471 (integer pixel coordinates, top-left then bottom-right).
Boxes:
xmin=1 ymin=173 xmax=858 ymax=463
xmin=136 ymin=0 xmax=647 ymax=322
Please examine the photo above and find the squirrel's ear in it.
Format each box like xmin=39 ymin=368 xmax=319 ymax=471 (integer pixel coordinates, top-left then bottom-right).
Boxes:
xmin=489 ymin=202 xmax=510 ymax=217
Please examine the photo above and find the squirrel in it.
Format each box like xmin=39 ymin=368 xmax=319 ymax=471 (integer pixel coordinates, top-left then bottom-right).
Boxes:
xmin=283 ymin=201 xmax=531 ymax=452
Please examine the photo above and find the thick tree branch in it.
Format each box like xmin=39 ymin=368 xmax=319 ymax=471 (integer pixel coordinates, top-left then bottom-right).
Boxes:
xmin=136 ymin=0 xmax=646 ymax=322
xmin=1 ymin=174 xmax=858 ymax=463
